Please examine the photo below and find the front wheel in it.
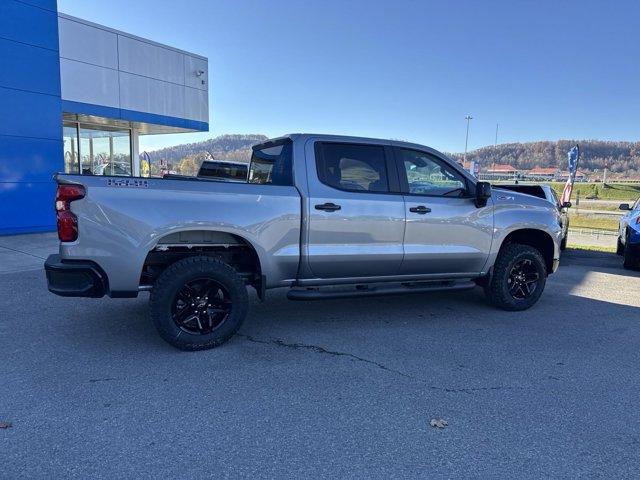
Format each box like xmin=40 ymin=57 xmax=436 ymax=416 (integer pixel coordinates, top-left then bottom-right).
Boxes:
xmin=485 ymin=244 xmax=547 ymax=311
xmin=149 ymin=256 xmax=249 ymax=351
xmin=617 ymin=236 xmax=625 ymax=256
xmin=623 ymin=233 xmax=639 ymax=270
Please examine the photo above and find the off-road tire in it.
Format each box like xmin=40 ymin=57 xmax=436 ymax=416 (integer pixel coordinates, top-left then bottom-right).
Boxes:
xmin=485 ymin=243 xmax=547 ymax=311
xmin=149 ymin=256 xmax=248 ymax=351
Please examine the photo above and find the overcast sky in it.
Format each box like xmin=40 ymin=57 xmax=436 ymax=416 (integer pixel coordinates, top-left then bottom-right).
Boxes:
xmin=59 ymin=0 xmax=640 ymax=153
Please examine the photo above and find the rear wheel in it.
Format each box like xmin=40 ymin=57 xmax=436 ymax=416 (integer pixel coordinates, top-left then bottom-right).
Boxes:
xmin=560 ymin=234 xmax=568 ymax=251
xmin=485 ymin=243 xmax=547 ymax=311
xmin=149 ymin=256 xmax=248 ymax=350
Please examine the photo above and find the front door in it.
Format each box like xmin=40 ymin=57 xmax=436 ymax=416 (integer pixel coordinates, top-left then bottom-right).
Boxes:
xmin=395 ymin=147 xmax=493 ymax=276
xmin=305 ymin=141 xmax=405 ymax=279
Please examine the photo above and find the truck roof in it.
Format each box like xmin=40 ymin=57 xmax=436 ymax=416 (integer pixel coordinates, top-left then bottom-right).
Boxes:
xmin=264 ymin=133 xmax=457 ymax=162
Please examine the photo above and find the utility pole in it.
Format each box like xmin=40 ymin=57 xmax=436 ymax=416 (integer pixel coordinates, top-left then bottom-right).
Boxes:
xmin=495 ymin=123 xmax=499 ymax=147
xmin=464 ymin=115 xmax=473 ymax=162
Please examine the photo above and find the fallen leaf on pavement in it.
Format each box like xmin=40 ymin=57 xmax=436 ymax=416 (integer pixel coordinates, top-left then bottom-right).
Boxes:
xmin=0 ymin=422 xmax=12 ymax=429
xmin=430 ymin=418 xmax=448 ymax=429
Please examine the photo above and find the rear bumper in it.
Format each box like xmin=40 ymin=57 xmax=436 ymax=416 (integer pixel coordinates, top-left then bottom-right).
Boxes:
xmin=44 ymin=254 xmax=107 ymax=298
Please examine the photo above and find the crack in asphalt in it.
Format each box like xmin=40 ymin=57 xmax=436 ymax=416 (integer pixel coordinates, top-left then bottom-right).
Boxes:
xmin=238 ymin=334 xmax=520 ymax=394
xmin=88 ymin=377 xmax=117 ymax=383
xmin=238 ymin=334 xmax=413 ymax=379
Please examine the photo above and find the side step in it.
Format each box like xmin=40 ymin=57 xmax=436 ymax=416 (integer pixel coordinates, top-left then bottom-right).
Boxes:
xmin=286 ymin=280 xmax=476 ymax=301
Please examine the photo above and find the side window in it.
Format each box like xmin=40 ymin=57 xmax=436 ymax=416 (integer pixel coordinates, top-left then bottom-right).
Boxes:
xmin=397 ymin=148 xmax=467 ymax=197
xmin=315 ymin=142 xmax=389 ymax=193
xmin=248 ymin=140 xmax=293 ymax=186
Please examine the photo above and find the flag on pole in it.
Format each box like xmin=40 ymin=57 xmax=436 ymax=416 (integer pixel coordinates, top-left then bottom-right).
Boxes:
xmin=561 ymin=145 xmax=580 ymax=205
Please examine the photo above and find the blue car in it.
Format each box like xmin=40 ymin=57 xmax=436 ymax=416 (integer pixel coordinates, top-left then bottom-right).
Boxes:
xmin=617 ymin=198 xmax=640 ymax=269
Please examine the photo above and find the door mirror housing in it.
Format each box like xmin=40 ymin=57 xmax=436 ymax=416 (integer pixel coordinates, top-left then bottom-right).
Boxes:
xmin=619 ymin=203 xmax=631 ymax=211
xmin=475 ymin=182 xmax=492 ymax=207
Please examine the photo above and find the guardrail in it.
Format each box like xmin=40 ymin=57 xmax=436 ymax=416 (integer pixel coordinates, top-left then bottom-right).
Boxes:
xmin=568 ymin=227 xmax=618 ymax=237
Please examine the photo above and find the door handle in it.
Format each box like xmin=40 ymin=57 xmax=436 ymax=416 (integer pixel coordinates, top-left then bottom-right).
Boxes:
xmin=409 ymin=205 xmax=431 ymax=214
xmin=315 ymin=202 xmax=342 ymax=212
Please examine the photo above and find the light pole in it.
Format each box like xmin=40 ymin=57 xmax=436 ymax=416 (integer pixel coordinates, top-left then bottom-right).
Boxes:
xmin=464 ymin=115 xmax=473 ymax=162
xmin=495 ymin=123 xmax=499 ymax=147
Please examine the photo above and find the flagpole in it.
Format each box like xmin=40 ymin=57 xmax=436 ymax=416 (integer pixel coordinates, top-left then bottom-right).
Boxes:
xmin=464 ymin=115 xmax=473 ymax=162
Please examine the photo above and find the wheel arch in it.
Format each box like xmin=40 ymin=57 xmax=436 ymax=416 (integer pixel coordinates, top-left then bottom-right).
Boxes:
xmin=141 ymin=228 xmax=265 ymax=296
xmin=498 ymin=228 xmax=556 ymax=274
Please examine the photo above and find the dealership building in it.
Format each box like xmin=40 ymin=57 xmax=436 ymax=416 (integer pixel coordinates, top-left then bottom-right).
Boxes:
xmin=1 ymin=0 xmax=209 ymax=234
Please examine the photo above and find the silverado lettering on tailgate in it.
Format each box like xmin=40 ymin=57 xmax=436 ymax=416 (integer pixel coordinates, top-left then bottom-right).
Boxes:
xmin=107 ymin=179 xmax=149 ymax=188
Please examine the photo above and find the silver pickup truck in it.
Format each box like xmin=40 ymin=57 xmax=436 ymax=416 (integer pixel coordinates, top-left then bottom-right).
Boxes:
xmin=45 ymin=134 xmax=562 ymax=350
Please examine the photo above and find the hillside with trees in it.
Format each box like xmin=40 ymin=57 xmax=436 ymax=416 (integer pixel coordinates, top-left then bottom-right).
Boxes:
xmin=142 ymin=134 xmax=267 ymax=176
xmin=142 ymin=136 xmax=640 ymax=178
xmin=450 ymin=140 xmax=640 ymax=178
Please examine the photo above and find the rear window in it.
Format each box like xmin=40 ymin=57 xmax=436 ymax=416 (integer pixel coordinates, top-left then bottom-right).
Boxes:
xmin=198 ymin=161 xmax=247 ymax=181
xmin=315 ymin=142 xmax=389 ymax=193
xmin=248 ymin=139 xmax=293 ymax=186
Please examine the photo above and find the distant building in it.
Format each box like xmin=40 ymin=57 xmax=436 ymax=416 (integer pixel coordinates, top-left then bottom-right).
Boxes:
xmin=527 ymin=167 xmax=559 ymax=180
xmin=483 ymin=163 xmax=519 ymax=180
xmin=526 ymin=168 xmax=586 ymax=182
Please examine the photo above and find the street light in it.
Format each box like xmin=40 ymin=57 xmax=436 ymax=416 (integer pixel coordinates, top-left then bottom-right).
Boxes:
xmin=464 ymin=115 xmax=473 ymax=162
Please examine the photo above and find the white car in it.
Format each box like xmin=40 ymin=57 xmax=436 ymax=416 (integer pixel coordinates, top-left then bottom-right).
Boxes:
xmin=495 ymin=184 xmax=570 ymax=250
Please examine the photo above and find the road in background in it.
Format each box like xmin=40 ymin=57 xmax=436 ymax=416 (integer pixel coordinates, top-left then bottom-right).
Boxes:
xmin=1 ymin=235 xmax=639 ymax=478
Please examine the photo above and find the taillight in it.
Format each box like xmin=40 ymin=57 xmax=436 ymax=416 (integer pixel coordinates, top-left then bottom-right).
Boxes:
xmin=55 ymin=184 xmax=85 ymax=242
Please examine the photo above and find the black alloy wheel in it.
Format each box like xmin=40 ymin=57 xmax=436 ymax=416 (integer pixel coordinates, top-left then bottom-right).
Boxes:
xmin=172 ymin=277 xmax=232 ymax=335
xmin=507 ymin=259 xmax=540 ymax=300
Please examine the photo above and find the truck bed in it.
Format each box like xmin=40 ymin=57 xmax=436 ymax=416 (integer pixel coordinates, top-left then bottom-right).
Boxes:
xmin=57 ymin=174 xmax=302 ymax=293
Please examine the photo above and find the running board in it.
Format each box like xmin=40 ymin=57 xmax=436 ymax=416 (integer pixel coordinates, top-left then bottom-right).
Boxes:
xmin=286 ymin=280 xmax=476 ymax=301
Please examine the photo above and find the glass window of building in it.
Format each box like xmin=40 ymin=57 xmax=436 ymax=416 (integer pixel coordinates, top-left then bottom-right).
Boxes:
xmin=63 ymin=123 xmax=132 ymax=176
xmin=63 ymin=123 xmax=79 ymax=174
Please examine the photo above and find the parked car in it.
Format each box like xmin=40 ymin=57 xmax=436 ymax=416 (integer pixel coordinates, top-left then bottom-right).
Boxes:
xmin=197 ymin=160 xmax=248 ymax=182
xmin=617 ymin=198 xmax=640 ymax=269
xmin=495 ymin=184 xmax=570 ymax=250
xmin=45 ymin=134 xmax=563 ymax=350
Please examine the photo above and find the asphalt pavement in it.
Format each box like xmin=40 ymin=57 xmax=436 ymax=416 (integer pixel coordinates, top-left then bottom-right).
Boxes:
xmin=1 ymin=235 xmax=639 ymax=479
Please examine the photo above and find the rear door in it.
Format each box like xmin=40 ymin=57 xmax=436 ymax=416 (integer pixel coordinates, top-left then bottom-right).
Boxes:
xmin=304 ymin=141 xmax=405 ymax=278
xmin=394 ymin=147 xmax=493 ymax=275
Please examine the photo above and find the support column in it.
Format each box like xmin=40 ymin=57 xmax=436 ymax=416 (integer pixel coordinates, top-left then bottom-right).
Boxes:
xmin=131 ymin=128 xmax=140 ymax=177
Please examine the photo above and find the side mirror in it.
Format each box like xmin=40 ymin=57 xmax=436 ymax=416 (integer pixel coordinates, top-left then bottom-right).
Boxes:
xmin=475 ymin=181 xmax=492 ymax=208
xmin=562 ymin=201 xmax=572 ymax=209
xmin=619 ymin=203 xmax=631 ymax=211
